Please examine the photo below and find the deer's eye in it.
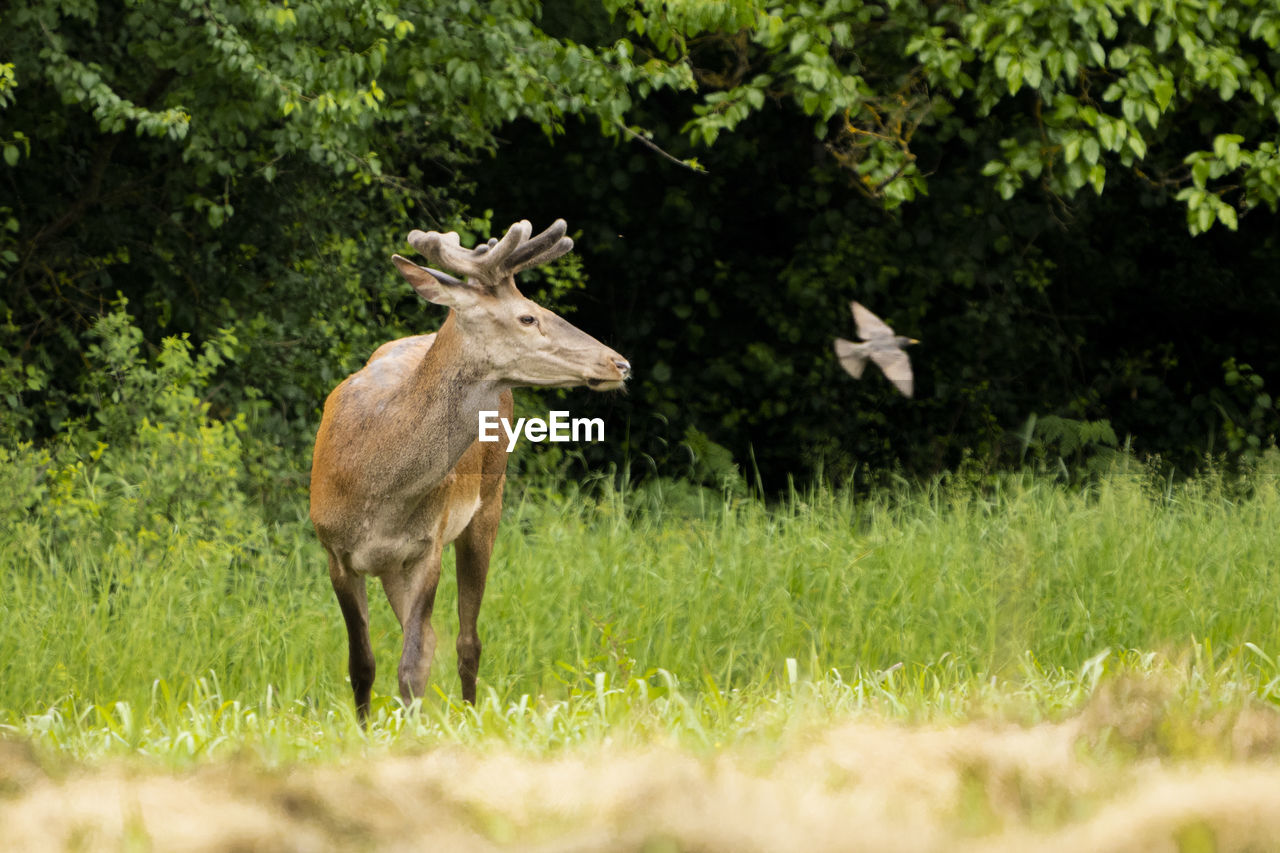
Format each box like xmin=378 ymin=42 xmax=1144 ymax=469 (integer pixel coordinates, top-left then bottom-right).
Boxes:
xmin=519 ymin=315 xmax=537 ymax=326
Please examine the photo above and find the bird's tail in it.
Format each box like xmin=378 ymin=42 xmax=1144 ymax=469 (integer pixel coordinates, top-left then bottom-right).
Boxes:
xmin=833 ymin=338 xmax=868 ymax=379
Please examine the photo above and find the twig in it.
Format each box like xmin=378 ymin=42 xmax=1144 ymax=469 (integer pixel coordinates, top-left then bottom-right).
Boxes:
xmin=614 ymin=121 xmax=706 ymax=173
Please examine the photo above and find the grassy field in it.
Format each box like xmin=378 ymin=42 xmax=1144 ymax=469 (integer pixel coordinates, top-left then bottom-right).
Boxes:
xmin=3 ymin=457 xmax=1280 ymax=849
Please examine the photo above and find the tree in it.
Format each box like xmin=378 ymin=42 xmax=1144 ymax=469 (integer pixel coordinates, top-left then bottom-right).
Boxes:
xmin=4 ymin=0 xmax=1277 ymax=494
xmin=0 ymin=0 xmax=685 ymax=456
xmin=613 ymin=0 xmax=1280 ymax=233
xmin=464 ymin=0 xmax=1280 ymax=485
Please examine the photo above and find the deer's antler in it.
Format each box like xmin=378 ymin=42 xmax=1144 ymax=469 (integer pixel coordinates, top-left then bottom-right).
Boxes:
xmin=406 ymin=220 xmax=574 ymax=287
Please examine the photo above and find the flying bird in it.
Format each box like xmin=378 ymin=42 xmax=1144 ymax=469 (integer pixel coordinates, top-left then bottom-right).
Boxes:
xmin=834 ymin=301 xmax=919 ymax=397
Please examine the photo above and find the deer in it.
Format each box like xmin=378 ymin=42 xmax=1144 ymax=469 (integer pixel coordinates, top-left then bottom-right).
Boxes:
xmin=309 ymin=219 xmax=631 ymax=723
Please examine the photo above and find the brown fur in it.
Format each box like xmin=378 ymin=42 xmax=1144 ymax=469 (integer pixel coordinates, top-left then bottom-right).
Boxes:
xmin=311 ymin=221 xmax=629 ymax=722
xmin=310 ymin=313 xmax=514 ymax=717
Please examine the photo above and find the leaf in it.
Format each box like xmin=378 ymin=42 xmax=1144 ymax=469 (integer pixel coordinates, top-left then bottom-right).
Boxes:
xmin=1006 ymin=59 xmax=1023 ymax=94
xmin=1215 ymin=133 xmax=1244 ymax=153
xmin=1218 ymin=203 xmax=1238 ymax=230
xmin=1024 ymin=60 xmax=1042 ymax=90
xmin=1088 ymin=163 xmax=1106 ymax=194
xmin=1197 ymin=203 xmax=1215 ymax=233
xmin=1082 ymin=137 xmax=1100 ymax=165
xmin=1098 ymin=120 xmax=1115 ymax=150
xmin=3 ymin=145 xmax=17 ymax=167
xmin=1192 ymin=159 xmax=1211 ymax=187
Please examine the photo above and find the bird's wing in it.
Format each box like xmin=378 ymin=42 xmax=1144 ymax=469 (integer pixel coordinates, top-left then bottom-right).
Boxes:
xmin=834 ymin=338 xmax=869 ymax=379
xmin=851 ymin=301 xmax=895 ymax=341
xmin=869 ymin=347 xmax=914 ymax=397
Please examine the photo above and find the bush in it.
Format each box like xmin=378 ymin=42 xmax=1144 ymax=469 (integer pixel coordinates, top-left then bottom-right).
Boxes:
xmin=0 ymin=300 xmax=269 ymax=563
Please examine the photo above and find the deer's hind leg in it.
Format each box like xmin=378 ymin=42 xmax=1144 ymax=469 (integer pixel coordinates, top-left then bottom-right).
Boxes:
xmin=455 ymin=493 xmax=503 ymax=705
xmin=455 ymin=426 xmax=509 ymax=705
xmin=328 ymin=552 xmax=376 ymax=723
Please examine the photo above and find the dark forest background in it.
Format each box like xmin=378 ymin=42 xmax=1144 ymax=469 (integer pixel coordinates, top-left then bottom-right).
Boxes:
xmin=3 ymin=0 xmax=1278 ymax=508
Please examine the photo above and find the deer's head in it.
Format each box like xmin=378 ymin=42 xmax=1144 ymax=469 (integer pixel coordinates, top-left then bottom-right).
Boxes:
xmin=392 ymin=220 xmax=630 ymax=391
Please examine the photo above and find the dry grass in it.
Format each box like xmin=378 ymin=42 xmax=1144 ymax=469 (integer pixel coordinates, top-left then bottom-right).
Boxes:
xmin=6 ymin=678 xmax=1280 ymax=853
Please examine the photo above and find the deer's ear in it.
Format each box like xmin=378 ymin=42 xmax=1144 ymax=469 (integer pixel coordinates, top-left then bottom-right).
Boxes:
xmin=391 ymin=255 xmax=473 ymax=307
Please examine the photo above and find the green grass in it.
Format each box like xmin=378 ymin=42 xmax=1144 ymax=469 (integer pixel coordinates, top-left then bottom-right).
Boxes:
xmin=3 ymin=455 xmax=1280 ymax=762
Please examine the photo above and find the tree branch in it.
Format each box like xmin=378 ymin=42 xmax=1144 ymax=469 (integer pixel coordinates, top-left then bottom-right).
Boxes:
xmin=614 ymin=121 xmax=706 ymax=173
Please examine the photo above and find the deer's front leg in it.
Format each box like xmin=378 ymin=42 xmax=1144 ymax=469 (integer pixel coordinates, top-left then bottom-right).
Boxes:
xmin=328 ymin=552 xmax=376 ymax=723
xmin=382 ymin=551 xmax=442 ymax=708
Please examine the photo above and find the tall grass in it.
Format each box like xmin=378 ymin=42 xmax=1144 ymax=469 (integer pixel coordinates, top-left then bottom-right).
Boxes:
xmin=3 ymin=455 xmax=1280 ymax=760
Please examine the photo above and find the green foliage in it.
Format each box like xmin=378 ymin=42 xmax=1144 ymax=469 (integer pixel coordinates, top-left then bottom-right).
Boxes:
xmin=677 ymin=424 xmax=749 ymax=495
xmin=475 ymin=68 xmax=1278 ymax=483
xmin=0 ymin=301 xmax=264 ymax=560
xmin=1017 ymin=413 xmax=1122 ymax=479
xmin=613 ymin=0 xmax=1280 ymax=228
xmin=0 ymin=321 xmax=48 ymax=445
xmin=5 ymin=0 xmax=681 ymax=221
xmin=5 ymin=0 xmax=1279 ymax=505
xmin=1213 ymin=357 xmax=1278 ymax=457
xmin=0 ymin=0 xmax=689 ymax=477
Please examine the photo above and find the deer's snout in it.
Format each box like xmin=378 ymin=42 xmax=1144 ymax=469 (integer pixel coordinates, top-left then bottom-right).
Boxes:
xmin=584 ymin=351 xmax=631 ymax=390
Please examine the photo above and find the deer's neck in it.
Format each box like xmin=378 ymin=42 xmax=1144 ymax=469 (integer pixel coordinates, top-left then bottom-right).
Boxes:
xmin=396 ymin=312 xmax=502 ymax=491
